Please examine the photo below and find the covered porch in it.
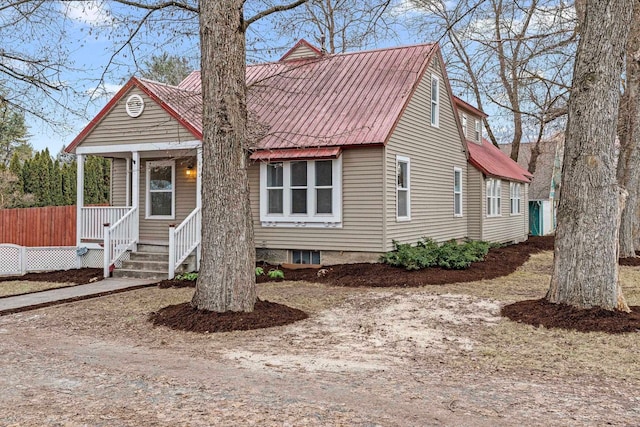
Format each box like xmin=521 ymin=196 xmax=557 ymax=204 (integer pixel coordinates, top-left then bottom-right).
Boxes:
xmin=75 ymin=142 xmax=202 ymax=278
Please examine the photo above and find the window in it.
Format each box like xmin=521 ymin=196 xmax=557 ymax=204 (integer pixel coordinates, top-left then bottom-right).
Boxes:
xmin=292 ymin=250 xmax=320 ymax=265
xmin=146 ymin=160 xmax=175 ymax=219
xmin=486 ymin=178 xmax=501 ymax=216
xmin=462 ymin=114 xmax=467 ymax=137
xmin=510 ymin=182 xmax=521 ymax=214
xmin=260 ymin=158 xmax=342 ymax=226
xmin=267 ymin=163 xmax=284 ymax=214
xmin=397 ymin=156 xmax=411 ymax=220
xmin=454 ymin=167 xmax=463 ymax=217
xmin=431 ymin=75 xmax=439 ymax=127
xmin=474 ymin=119 xmax=481 ymax=141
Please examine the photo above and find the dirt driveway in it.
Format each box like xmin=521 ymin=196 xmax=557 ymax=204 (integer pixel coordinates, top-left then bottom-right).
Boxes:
xmin=1 ymin=253 xmax=640 ymax=426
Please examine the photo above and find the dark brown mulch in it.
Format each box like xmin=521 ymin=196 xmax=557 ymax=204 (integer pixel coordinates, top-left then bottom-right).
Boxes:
xmin=0 ymin=268 xmax=103 ymax=285
xmin=149 ymin=299 xmax=308 ymax=333
xmin=157 ymin=278 xmax=196 ymax=289
xmin=619 ymin=251 xmax=640 ymax=266
xmin=502 ymin=299 xmax=640 ymax=334
xmin=254 ymin=236 xmax=555 ymax=288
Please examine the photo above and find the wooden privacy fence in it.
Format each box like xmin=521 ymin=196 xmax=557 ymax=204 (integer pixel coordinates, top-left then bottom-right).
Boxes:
xmin=0 ymin=205 xmax=76 ymax=247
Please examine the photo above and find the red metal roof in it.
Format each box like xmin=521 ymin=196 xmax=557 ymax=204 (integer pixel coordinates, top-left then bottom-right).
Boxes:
xmin=249 ymin=147 xmax=341 ymax=161
xmin=453 ymin=96 xmax=488 ymax=118
xmin=467 ymin=138 xmax=532 ymax=183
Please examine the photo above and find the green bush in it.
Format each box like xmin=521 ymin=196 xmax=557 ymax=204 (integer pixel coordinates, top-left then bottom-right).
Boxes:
xmin=380 ymin=238 xmax=490 ymax=271
xmin=255 ymin=266 xmax=265 ymax=276
xmin=268 ymin=269 xmax=285 ymax=279
xmin=176 ymin=272 xmax=198 ymax=281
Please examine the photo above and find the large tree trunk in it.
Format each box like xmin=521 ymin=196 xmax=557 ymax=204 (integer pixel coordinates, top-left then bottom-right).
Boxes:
xmin=547 ymin=0 xmax=633 ymax=312
xmin=617 ymin=1 xmax=640 ymax=258
xmin=192 ymin=0 xmax=257 ymax=312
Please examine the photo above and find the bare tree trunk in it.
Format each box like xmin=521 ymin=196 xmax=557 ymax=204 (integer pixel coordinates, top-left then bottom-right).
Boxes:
xmin=192 ymin=0 xmax=257 ymax=312
xmin=547 ymin=0 xmax=633 ymax=312
xmin=617 ymin=1 xmax=640 ymax=258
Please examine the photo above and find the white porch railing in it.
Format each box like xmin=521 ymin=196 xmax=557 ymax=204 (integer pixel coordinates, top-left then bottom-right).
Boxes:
xmin=81 ymin=207 xmax=131 ymax=241
xmin=168 ymin=207 xmax=201 ymax=279
xmin=103 ymin=207 xmax=138 ymax=278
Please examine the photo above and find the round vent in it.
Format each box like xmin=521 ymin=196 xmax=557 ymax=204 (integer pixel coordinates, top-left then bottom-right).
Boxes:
xmin=125 ymin=94 xmax=145 ymax=118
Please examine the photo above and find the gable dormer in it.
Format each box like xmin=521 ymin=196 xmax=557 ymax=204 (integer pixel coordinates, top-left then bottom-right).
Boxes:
xmin=279 ymin=39 xmax=324 ymax=62
xmin=453 ymin=96 xmax=487 ymax=144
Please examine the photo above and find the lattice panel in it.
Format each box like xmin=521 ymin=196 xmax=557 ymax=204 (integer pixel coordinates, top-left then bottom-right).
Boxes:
xmin=81 ymin=249 xmax=104 ymax=268
xmin=25 ymin=247 xmax=79 ymax=272
xmin=0 ymin=245 xmax=22 ymax=275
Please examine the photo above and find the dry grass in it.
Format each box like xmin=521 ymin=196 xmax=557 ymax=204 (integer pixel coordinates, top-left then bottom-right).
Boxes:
xmin=0 ymin=281 xmax=75 ymax=298
xmin=7 ymin=251 xmax=640 ymax=382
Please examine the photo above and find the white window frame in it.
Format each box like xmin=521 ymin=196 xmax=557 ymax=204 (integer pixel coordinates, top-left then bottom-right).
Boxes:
xmin=259 ymin=157 xmax=342 ymax=227
xmin=396 ymin=155 xmax=411 ymax=221
xmin=431 ymin=75 xmax=440 ymax=127
xmin=486 ymin=178 xmax=501 ymax=217
xmin=145 ymin=160 xmax=175 ymax=220
xmin=266 ymin=162 xmax=284 ymax=215
xmin=462 ymin=114 xmax=468 ymax=137
xmin=474 ymin=119 xmax=481 ymax=141
xmin=510 ymin=182 xmax=522 ymax=215
xmin=454 ymin=167 xmax=463 ymax=217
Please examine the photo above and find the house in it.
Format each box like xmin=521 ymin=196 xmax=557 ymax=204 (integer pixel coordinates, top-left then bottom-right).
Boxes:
xmin=65 ymin=39 xmax=531 ymax=279
xmin=499 ymin=133 xmax=564 ymax=235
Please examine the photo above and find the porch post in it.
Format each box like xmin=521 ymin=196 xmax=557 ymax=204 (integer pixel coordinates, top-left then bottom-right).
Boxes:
xmin=125 ymin=157 xmax=131 ymax=207
xmin=76 ymin=154 xmax=85 ymax=247
xmin=196 ymin=147 xmax=202 ymax=270
xmin=132 ymin=151 xmax=140 ymax=244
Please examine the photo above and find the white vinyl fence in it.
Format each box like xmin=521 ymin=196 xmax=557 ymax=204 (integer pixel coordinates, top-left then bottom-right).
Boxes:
xmin=0 ymin=244 xmax=80 ymax=276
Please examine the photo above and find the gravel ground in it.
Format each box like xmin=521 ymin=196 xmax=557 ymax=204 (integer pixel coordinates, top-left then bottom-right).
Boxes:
xmin=1 ymin=254 xmax=640 ymax=426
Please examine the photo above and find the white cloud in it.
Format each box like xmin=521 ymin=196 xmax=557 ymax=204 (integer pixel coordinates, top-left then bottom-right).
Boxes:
xmin=63 ymin=1 xmax=113 ymax=26
xmin=87 ymin=82 xmax=122 ymax=101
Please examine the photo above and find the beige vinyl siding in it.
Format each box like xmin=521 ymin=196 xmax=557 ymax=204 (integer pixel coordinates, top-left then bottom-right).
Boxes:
xmin=110 ymin=158 xmax=128 ymax=206
xmin=286 ymin=44 xmax=318 ymax=60
xmin=457 ymin=109 xmax=482 ymax=142
xmin=81 ymin=88 xmax=195 ymax=147
xmin=384 ymin=56 xmax=468 ymax=250
xmin=481 ymin=178 xmax=529 ymax=243
xmin=251 ymin=147 xmax=385 ymax=252
xmin=466 ymin=166 xmax=483 ymax=240
xmin=138 ymin=157 xmax=197 ymax=243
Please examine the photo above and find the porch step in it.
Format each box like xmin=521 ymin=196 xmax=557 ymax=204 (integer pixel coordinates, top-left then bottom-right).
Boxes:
xmin=136 ymin=244 xmax=169 ymax=254
xmin=112 ymin=250 xmax=196 ymax=280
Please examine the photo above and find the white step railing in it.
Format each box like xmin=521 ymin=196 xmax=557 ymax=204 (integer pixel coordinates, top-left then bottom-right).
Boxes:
xmin=168 ymin=207 xmax=201 ymax=279
xmin=81 ymin=207 xmax=131 ymax=241
xmin=103 ymin=207 xmax=138 ymax=278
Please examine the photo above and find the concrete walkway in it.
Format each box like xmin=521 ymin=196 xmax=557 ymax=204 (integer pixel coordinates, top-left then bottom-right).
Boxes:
xmin=0 ymin=278 xmax=158 ymax=315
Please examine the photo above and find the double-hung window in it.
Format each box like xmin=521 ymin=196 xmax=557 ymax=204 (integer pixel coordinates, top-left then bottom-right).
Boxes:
xmin=486 ymin=178 xmax=501 ymax=216
xmin=510 ymin=182 xmax=521 ymax=214
xmin=474 ymin=119 xmax=481 ymax=141
xmin=260 ymin=158 xmax=342 ymax=226
xmin=454 ymin=167 xmax=463 ymax=217
xmin=146 ymin=160 xmax=175 ymax=219
xmin=397 ymin=156 xmax=411 ymax=221
xmin=462 ymin=114 xmax=468 ymax=137
xmin=431 ymin=75 xmax=440 ymax=127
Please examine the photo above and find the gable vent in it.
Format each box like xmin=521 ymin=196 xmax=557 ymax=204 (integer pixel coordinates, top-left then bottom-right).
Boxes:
xmin=125 ymin=94 xmax=145 ymax=118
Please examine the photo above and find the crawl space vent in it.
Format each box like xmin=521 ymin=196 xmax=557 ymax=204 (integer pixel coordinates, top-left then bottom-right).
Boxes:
xmin=125 ymin=94 xmax=145 ymax=118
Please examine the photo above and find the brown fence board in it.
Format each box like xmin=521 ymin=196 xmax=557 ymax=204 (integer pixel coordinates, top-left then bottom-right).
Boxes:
xmin=0 ymin=205 xmax=76 ymax=247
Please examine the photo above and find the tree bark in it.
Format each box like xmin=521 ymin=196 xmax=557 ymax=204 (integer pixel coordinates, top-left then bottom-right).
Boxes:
xmin=547 ymin=0 xmax=633 ymax=312
xmin=617 ymin=1 xmax=640 ymax=258
xmin=192 ymin=0 xmax=257 ymax=312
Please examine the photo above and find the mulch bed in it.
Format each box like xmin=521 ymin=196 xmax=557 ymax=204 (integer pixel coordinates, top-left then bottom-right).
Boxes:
xmin=502 ymin=299 xmax=640 ymax=334
xmin=0 ymin=268 xmax=103 ymax=285
xmin=149 ymin=299 xmax=308 ymax=333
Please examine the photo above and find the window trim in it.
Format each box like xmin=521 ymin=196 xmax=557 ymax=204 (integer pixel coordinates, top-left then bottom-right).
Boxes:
xmin=145 ymin=160 xmax=175 ymax=220
xmin=396 ymin=155 xmax=411 ymax=222
xmin=259 ymin=157 xmax=342 ymax=227
xmin=454 ymin=167 xmax=463 ymax=217
xmin=474 ymin=119 xmax=481 ymax=141
xmin=510 ymin=182 xmax=522 ymax=215
xmin=486 ymin=178 xmax=502 ymax=217
xmin=431 ymin=74 xmax=440 ymax=128
xmin=462 ymin=114 xmax=467 ymax=137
